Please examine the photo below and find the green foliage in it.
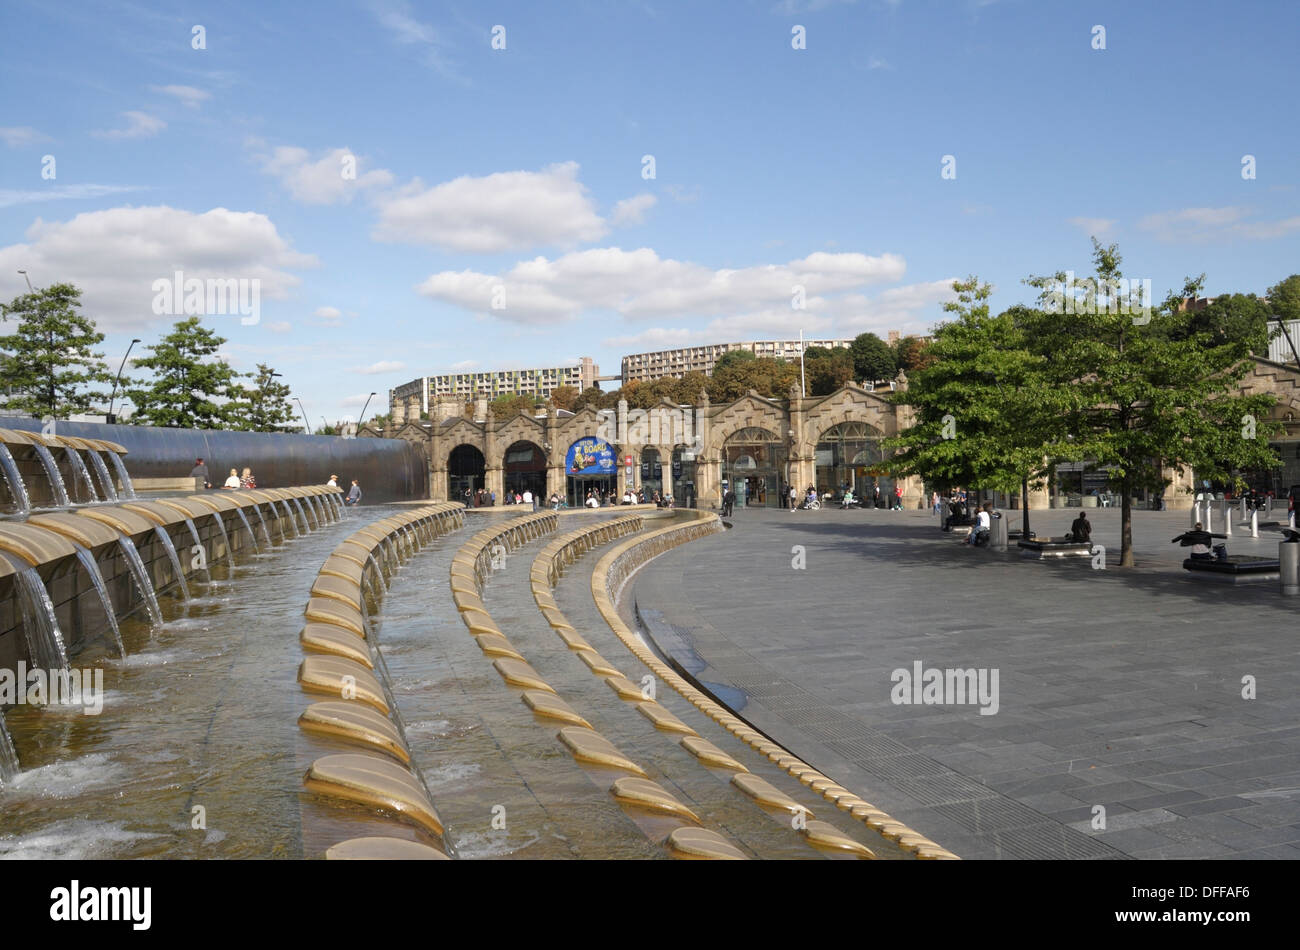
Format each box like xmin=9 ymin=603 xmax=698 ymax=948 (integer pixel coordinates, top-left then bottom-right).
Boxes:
xmin=225 ymin=363 xmax=297 ymax=432
xmin=892 ymin=335 xmax=935 ymax=372
xmin=572 ymin=386 xmax=607 ymax=412
xmin=706 ymin=354 xmax=799 ymax=402
xmin=0 ymin=283 xmax=113 ymax=417
xmin=488 ymin=392 xmax=539 ymax=419
xmin=124 ymin=317 xmax=243 ymax=428
xmin=804 ymin=347 xmax=854 ymax=396
xmin=850 ymin=332 xmax=896 ymax=383
xmin=548 ymin=385 xmax=578 ymax=411
xmin=712 ymin=349 xmax=756 ymax=374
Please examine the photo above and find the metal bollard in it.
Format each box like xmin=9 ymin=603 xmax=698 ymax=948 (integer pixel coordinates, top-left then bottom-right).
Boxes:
xmin=1223 ymin=499 xmax=1232 ymax=536
xmin=1192 ymin=501 xmax=1201 ymax=527
xmin=1251 ymin=509 xmax=1258 ymax=539
xmin=1281 ymin=540 xmax=1299 ymax=597
xmin=1205 ymin=503 xmax=1213 ymax=533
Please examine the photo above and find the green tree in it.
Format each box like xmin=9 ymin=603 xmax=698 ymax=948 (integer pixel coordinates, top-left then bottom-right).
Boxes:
xmin=489 ymin=393 xmax=538 ymax=419
xmin=892 ymin=335 xmax=935 ymax=373
xmin=849 ymin=332 xmax=896 ymax=383
xmin=712 ymin=349 xmax=756 ymax=374
xmin=886 ymin=280 xmax=1070 ymax=536
xmin=0 ymin=283 xmax=114 ymax=417
xmin=1026 ymin=242 xmax=1279 ymax=566
xmin=707 ymin=355 xmax=799 ymax=402
xmin=1266 ymin=274 xmax=1300 ymax=365
xmin=125 ymin=317 xmax=244 ymax=428
xmin=572 ymin=386 xmax=605 ymax=412
xmin=226 ymin=363 xmax=297 ymax=432
xmin=803 ymin=346 xmax=854 ymax=396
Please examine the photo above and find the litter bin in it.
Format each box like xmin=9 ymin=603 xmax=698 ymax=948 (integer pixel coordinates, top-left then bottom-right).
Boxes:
xmin=990 ymin=511 xmax=1008 ymax=551
xmin=1281 ymin=539 xmax=1299 ymax=597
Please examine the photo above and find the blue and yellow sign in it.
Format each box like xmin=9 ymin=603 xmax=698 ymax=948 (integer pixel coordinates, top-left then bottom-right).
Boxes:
xmin=566 ymin=438 xmax=616 ymax=476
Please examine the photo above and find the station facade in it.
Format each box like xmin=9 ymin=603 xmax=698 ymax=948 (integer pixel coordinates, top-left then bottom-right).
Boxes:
xmin=369 ymin=357 xmax=1300 ymax=511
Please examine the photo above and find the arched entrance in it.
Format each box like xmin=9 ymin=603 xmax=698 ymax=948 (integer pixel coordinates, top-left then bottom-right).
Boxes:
xmin=671 ymin=444 xmax=697 ymax=506
xmin=565 ymin=436 xmax=618 ymax=507
xmin=815 ymin=422 xmax=885 ymax=500
xmin=448 ymin=444 xmax=485 ymax=503
xmin=721 ymin=427 xmax=786 ymax=508
xmin=503 ymin=440 xmax=546 ymax=499
xmin=639 ymin=447 xmax=662 ymax=499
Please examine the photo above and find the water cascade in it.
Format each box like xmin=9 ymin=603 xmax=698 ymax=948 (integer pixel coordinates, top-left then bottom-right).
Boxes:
xmin=367 ymin=552 xmax=389 ymax=591
xmin=290 ymin=497 xmax=310 ymax=533
xmin=302 ymin=496 xmax=320 ymax=531
xmin=251 ymin=503 xmax=275 ymax=546
xmin=0 ymin=444 xmax=32 ymax=514
xmin=279 ymin=500 xmax=300 ymax=539
xmin=213 ymin=515 xmax=237 ymax=569
xmin=65 ymin=451 xmax=99 ymax=503
xmin=0 ymin=711 xmax=19 ymax=784
xmin=233 ymin=507 xmax=260 ymax=554
xmin=106 ymin=451 xmax=137 ymax=499
xmin=86 ymin=451 xmax=119 ymax=503
xmin=32 ymin=444 xmax=70 ymax=508
xmin=152 ymin=525 xmax=192 ymax=599
xmin=14 ymin=566 xmax=70 ymax=670
xmin=115 ymin=535 xmax=164 ymax=628
xmin=71 ymin=544 xmax=126 ymax=656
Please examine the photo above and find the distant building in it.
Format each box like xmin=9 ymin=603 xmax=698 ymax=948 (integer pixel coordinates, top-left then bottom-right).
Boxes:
xmin=621 ymin=339 xmax=854 ymax=384
xmin=390 ymin=358 xmax=599 ymax=424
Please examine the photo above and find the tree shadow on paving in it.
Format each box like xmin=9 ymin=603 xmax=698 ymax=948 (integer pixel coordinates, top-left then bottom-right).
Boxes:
xmin=757 ymin=518 xmax=1299 ymax=617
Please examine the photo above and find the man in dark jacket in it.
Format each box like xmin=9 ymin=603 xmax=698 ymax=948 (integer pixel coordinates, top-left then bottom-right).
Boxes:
xmin=189 ymin=458 xmax=210 ymax=489
xmin=1069 ymin=511 xmax=1092 ymax=544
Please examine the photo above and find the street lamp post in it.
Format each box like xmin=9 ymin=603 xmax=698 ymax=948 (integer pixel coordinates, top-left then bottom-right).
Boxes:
xmin=106 ymin=338 xmax=141 ymax=425
xmin=17 ymin=270 xmax=33 ymax=292
xmin=295 ymin=397 xmax=311 ymax=435
xmin=359 ymin=392 xmax=377 ymax=428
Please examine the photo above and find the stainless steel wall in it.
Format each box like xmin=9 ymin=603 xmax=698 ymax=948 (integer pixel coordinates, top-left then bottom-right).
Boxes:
xmin=1 ymin=418 xmax=428 ymax=503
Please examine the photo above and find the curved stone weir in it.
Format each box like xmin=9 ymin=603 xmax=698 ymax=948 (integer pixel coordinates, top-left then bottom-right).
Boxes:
xmin=0 ymin=445 xmax=31 ymax=515
xmin=32 ymin=445 xmax=69 ymax=508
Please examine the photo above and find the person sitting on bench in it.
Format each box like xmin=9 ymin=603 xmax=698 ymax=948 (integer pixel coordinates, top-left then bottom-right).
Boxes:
xmin=1069 ymin=511 xmax=1091 ymax=544
xmin=1172 ymin=523 xmax=1226 ymax=560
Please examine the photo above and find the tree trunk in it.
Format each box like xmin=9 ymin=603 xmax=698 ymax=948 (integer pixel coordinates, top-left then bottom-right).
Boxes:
xmin=1022 ymin=476 xmax=1030 ymax=537
xmin=1120 ymin=476 xmax=1134 ymax=567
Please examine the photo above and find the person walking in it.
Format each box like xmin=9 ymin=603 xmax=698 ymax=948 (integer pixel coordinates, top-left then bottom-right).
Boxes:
xmin=894 ymin=484 xmax=903 ymax=510
xmin=190 ymin=457 xmax=211 ymax=490
xmin=789 ymin=484 xmax=798 ymax=512
xmin=345 ymin=479 xmax=362 ymax=507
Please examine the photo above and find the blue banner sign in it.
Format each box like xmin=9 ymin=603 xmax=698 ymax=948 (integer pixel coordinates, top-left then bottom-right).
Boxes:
xmin=566 ymin=438 xmax=616 ymax=476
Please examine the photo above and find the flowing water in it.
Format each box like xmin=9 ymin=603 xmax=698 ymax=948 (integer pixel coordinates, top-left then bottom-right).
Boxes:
xmin=107 ymin=452 xmax=137 ymax=499
xmin=367 ymin=553 xmax=388 ymax=590
xmin=72 ymin=544 xmax=126 ymax=657
xmin=153 ymin=526 xmax=192 ymax=600
xmin=233 ymin=508 xmax=260 ymax=554
xmin=87 ymin=451 xmax=119 ymax=503
xmin=14 ymin=566 xmax=69 ymax=670
xmin=304 ymin=496 xmax=321 ymax=530
xmin=280 ymin=500 xmax=300 ymax=539
xmin=290 ymin=497 xmax=309 ymax=534
xmin=0 ymin=444 xmax=31 ymax=514
xmin=206 ymin=515 xmax=237 ymax=571
xmin=32 ymin=444 xmax=70 ymax=508
xmin=116 ymin=535 xmax=163 ymax=629
xmin=0 ymin=504 xmax=404 ymax=857
xmin=251 ymin=503 xmax=275 ymax=547
xmin=65 ymin=451 xmax=98 ymax=504
xmin=0 ymin=711 xmax=19 ymax=784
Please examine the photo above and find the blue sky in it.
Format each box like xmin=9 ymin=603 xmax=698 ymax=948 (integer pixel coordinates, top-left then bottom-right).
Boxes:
xmin=2 ymin=0 xmax=1297 ymax=425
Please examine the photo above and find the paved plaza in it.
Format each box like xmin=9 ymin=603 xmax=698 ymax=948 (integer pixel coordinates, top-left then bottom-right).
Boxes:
xmin=632 ymin=504 xmax=1300 ymax=859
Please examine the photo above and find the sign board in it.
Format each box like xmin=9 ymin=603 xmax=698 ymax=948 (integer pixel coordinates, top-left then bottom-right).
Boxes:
xmin=624 ymin=455 xmax=633 ymax=465
xmin=566 ymin=438 xmax=616 ymax=476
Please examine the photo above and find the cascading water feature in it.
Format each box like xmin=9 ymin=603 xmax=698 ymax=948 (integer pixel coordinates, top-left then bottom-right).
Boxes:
xmin=301 ymin=496 xmax=320 ymax=531
xmin=209 ymin=514 xmax=237 ymax=570
xmin=14 ymin=566 xmax=70 ymax=670
xmin=278 ymin=500 xmax=300 ymax=539
xmin=232 ymin=507 xmax=260 ymax=554
xmin=65 ymin=450 xmax=99 ymax=504
xmin=116 ymin=535 xmax=164 ymax=628
xmin=366 ymin=552 xmax=388 ymax=591
xmin=87 ymin=451 xmax=119 ymax=502
xmin=318 ymin=494 xmax=335 ymax=522
xmin=312 ymin=494 xmax=330 ymax=524
xmin=290 ymin=497 xmax=310 ymax=533
xmin=152 ymin=525 xmax=192 ymax=599
xmin=251 ymin=503 xmax=275 ymax=546
xmin=0 ymin=444 xmax=32 ymax=514
xmin=189 ymin=515 xmax=233 ymax=573
xmin=32 ymin=443 xmax=70 ymax=508
xmin=71 ymin=543 xmax=126 ymax=657
xmin=0 ymin=711 xmax=19 ymax=784
xmin=106 ymin=451 xmax=137 ymax=499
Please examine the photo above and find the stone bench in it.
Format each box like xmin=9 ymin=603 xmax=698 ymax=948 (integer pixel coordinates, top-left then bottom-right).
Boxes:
xmin=1182 ymin=556 xmax=1279 ymax=583
xmin=1018 ymin=538 xmax=1092 ymax=559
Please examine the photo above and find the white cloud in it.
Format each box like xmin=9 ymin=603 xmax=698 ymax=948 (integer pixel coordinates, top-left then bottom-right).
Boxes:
xmin=1068 ymin=216 xmax=1115 ymax=236
xmin=0 ymin=205 xmax=317 ymax=332
xmin=0 ymin=127 xmax=51 ymax=148
xmin=353 ymin=360 xmax=407 ymax=375
xmin=368 ymin=0 xmax=464 ymax=82
xmin=266 ymin=321 xmax=292 ymax=333
xmin=260 ymin=146 xmax=394 ymax=205
xmin=91 ymin=111 xmax=166 ymax=140
xmin=151 ymin=85 xmax=211 ymax=108
xmin=417 ymin=247 xmax=907 ymax=325
xmin=1137 ymin=206 xmax=1300 ymax=242
xmin=0 ymin=184 xmax=148 ymax=209
xmin=374 ymin=162 xmax=607 ymax=252
xmin=450 ymin=359 xmax=478 ymax=370
xmin=610 ymin=193 xmax=656 ymax=227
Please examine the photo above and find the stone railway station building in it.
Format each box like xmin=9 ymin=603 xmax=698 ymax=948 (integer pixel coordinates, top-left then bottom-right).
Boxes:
xmin=365 ymin=357 xmax=1300 ymax=511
